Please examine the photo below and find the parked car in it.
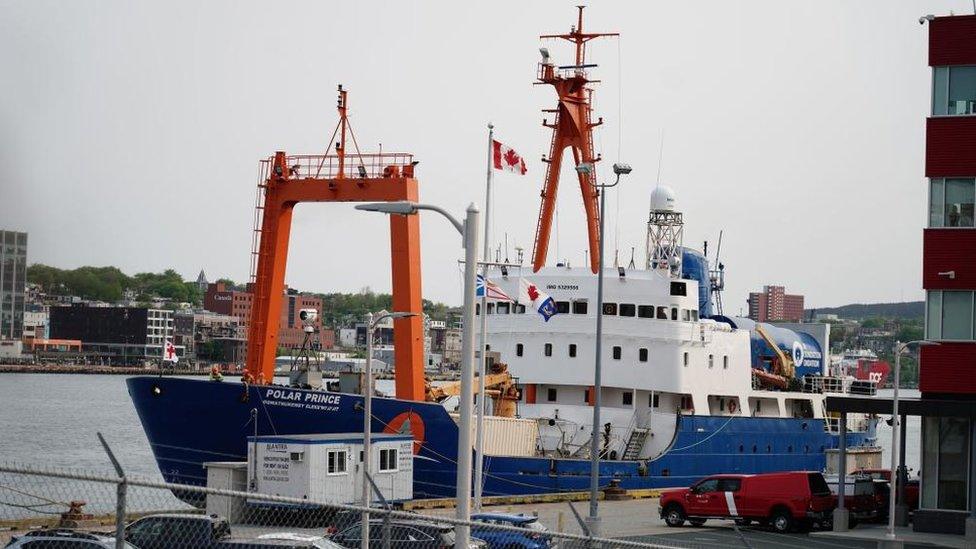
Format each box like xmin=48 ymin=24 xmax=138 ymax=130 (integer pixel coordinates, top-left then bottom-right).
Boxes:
xmin=329 ymin=519 xmax=487 ymax=549
xmin=853 ymin=468 xmax=920 ymax=512
xmin=124 ymin=513 xmax=231 ymax=549
xmin=824 ymin=473 xmax=881 ymax=523
xmin=218 ymin=532 xmax=345 ymax=548
xmin=470 ymin=513 xmax=553 ymax=549
xmin=4 ymin=529 xmax=137 ymax=548
xmin=659 ymin=471 xmax=835 ymax=533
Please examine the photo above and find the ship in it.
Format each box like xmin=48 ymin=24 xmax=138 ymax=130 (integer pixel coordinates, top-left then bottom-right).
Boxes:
xmin=127 ymin=7 xmax=878 ymax=504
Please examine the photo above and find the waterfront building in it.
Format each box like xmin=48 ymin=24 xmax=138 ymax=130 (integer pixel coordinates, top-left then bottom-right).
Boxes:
xmin=747 ymin=284 xmax=805 ymax=322
xmin=203 ymin=281 xmax=327 ymax=351
xmin=0 ymin=230 xmax=28 ymax=340
xmin=49 ymin=305 xmax=181 ymax=363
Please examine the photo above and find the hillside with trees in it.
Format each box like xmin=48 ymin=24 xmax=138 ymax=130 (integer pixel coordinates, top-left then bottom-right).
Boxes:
xmin=806 ymin=301 xmax=923 ymax=321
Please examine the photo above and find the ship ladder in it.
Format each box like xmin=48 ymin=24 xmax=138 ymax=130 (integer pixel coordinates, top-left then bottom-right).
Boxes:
xmin=622 ymin=428 xmax=649 ymax=461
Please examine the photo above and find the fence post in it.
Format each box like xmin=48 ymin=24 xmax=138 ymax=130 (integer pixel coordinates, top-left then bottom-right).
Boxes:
xmin=566 ymin=501 xmax=594 ymax=548
xmin=364 ymin=470 xmax=392 ymax=549
xmin=98 ymin=433 xmax=127 ymax=549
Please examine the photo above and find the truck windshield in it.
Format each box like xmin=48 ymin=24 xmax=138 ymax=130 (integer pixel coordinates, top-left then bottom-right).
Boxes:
xmin=808 ymin=473 xmax=831 ymax=496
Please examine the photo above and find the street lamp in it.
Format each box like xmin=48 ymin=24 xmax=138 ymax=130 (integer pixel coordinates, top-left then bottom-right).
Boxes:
xmin=576 ymin=161 xmax=631 ymax=537
xmin=887 ymin=339 xmax=935 ymax=539
xmin=361 ymin=310 xmax=416 ymax=549
xmin=355 ymin=201 xmax=480 ymax=549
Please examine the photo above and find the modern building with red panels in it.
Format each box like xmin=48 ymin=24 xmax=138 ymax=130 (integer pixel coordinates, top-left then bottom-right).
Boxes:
xmin=918 ymin=13 xmax=976 ymax=534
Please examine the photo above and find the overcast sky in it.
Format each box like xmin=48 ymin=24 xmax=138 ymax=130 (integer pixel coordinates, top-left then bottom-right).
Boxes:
xmin=1 ymin=1 xmax=968 ymax=310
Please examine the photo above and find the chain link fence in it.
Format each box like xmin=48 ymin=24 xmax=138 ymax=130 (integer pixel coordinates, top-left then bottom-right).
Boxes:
xmin=0 ymin=461 xmax=746 ymax=549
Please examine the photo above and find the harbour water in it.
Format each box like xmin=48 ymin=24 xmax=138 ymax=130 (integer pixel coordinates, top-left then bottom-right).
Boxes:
xmin=0 ymin=374 xmax=922 ymax=480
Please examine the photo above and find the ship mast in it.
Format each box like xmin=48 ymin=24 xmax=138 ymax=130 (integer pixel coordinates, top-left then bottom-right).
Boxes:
xmin=531 ymin=6 xmax=618 ymax=273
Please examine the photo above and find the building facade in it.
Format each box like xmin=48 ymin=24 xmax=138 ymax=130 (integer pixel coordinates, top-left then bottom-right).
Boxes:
xmin=49 ymin=305 xmax=179 ymax=363
xmin=919 ymin=14 xmax=976 ymax=529
xmin=203 ymin=282 xmax=328 ymax=352
xmin=0 ymin=230 xmax=27 ymax=340
xmin=747 ymin=285 xmax=804 ymax=322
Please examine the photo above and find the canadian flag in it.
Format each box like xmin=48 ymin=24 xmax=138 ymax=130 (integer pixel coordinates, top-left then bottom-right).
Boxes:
xmin=492 ymin=140 xmax=527 ymax=175
xmin=163 ymin=340 xmax=179 ymax=364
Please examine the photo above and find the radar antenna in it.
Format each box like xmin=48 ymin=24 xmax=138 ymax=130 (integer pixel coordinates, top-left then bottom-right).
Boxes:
xmin=709 ymin=230 xmax=726 ymax=315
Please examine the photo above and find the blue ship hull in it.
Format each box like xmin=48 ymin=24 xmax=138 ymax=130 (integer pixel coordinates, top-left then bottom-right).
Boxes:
xmin=127 ymin=377 xmax=871 ymax=501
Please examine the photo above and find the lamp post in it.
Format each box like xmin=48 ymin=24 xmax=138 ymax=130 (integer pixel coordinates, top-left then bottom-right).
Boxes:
xmin=355 ymin=201 xmax=480 ymax=549
xmin=362 ymin=310 xmax=415 ymax=549
xmin=575 ymin=161 xmax=631 ymax=537
xmin=887 ymin=339 xmax=934 ymax=540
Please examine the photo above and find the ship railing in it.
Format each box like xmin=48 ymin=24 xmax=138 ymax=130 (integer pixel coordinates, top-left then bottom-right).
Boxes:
xmin=0 ymin=462 xmax=683 ymax=549
xmin=261 ymin=152 xmax=415 ymax=181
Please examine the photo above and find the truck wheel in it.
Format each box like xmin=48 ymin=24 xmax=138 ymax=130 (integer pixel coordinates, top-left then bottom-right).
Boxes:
xmin=770 ymin=509 xmax=794 ymax=533
xmin=663 ymin=504 xmax=687 ymax=527
xmin=689 ymin=518 xmax=707 ymax=526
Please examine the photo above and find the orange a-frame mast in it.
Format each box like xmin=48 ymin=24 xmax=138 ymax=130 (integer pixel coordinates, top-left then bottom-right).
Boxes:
xmin=531 ymin=6 xmax=617 ymax=273
xmin=244 ymin=86 xmax=426 ymax=401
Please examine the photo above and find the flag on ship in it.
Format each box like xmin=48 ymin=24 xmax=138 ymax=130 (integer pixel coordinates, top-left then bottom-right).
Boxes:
xmin=492 ymin=140 xmax=527 ymax=175
xmin=518 ymin=278 xmax=557 ymax=321
xmin=163 ymin=340 xmax=179 ymax=363
xmin=476 ymin=274 xmax=513 ymax=301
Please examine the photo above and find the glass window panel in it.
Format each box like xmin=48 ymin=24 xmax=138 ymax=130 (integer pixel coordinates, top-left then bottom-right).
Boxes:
xmin=937 ymin=417 xmax=971 ymax=510
xmin=933 ymin=66 xmax=948 ymax=115
xmin=927 ymin=290 xmax=942 ymax=340
xmin=942 ymin=290 xmax=972 ymax=340
xmin=944 ymin=179 xmax=974 ymax=227
xmin=930 ymin=179 xmax=944 ymax=227
xmin=948 ymin=66 xmax=976 ymax=115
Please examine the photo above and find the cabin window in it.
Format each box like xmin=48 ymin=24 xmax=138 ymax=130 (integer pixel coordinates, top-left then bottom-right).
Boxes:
xmin=379 ymin=448 xmax=398 ymax=472
xmin=544 ymin=343 xmax=552 ymax=357
xmin=657 ymin=307 xmax=668 ymax=320
xmin=475 ymin=303 xmax=481 ymax=315
xmin=602 ymin=302 xmax=618 ymax=315
xmin=683 ymin=352 xmax=689 ymax=367
xmin=572 ymin=301 xmax=588 ymax=314
xmin=682 ymin=309 xmax=691 ymax=321
xmin=619 ymin=303 xmax=636 ymax=317
xmin=670 ymin=281 xmax=687 ymax=296
xmin=708 ymin=354 xmax=714 ymax=368
xmin=487 ymin=303 xmax=495 ymax=315
xmin=756 ymin=399 xmax=762 ymax=413
xmin=623 ymin=391 xmax=633 ymax=406
xmin=638 ymin=305 xmax=654 ymax=318
xmin=639 ymin=348 xmax=648 ymax=362
xmin=671 ymin=307 xmax=678 ymax=321
xmin=555 ymin=301 xmax=570 ymax=314
xmin=723 ymin=356 xmax=729 ymax=369
xmin=568 ymin=343 xmax=577 ymax=358
xmin=497 ymin=302 xmax=510 ymax=314
xmin=584 ymin=389 xmax=590 ymax=403
xmin=652 ymin=393 xmax=660 ymax=408
xmin=612 ymin=346 xmax=622 ymax=360
xmin=680 ymin=395 xmax=693 ymax=410
xmin=692 ymin=310 xmax=699 ymax=321
xmin=516 ymin=343 xmax=523 ymax=357
xmin=327 ymin=449 xmax=348 ymax=475
xmin=547 ymin=388 xmax=557 ymax=402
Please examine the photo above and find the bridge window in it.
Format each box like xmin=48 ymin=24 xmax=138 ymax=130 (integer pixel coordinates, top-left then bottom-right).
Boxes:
xmin=682 ymin=309 xmax=691 ymax=322
xmin=619 ymin=303 xmax=636 ymax=317
xmin=612 ymin=346 xmax=622 ymax=360
xmin=638 ymin=305 xmax=654 ymax=318
xmin=487 ymin=303 xmax=495 ymax=315
xmin=572 ymin=301 xmax=588 ymax=314
xmin=547 ymin=388 xmax=557 ymax=402
xmin=515 ymin=304 xmax=526 ymax=314
xmin=708 ymin=354 xmax=714 ymax=368
xmin=602 ymin=303 xmax=618 ymax=315
xmin=556 ymin=301 xmax=570 ymax=314
xmin=670 ymin=281 xmax=687 ymax=296
xmin=639 ymin=348 xmax=648 ymax=362
xmin=497 ymin=302 xmax=510 ymax=314
xmin=692 ymin=310 xmax=699 ymax=321
xmin=723 ymin=356 xmax=729 ymax=369
xmin=623 ymin=391 xmax=633 ymax=406
xmin=544 ymin=343 xmax=552 ymax=357
xmin=650 ymin=393 xmax=659 ymax=408
xmin=569 ymin=344 xmax=577 ymax=358
xmin=671 ymin=307 xmax=678 ymax=321
xmin=516 ymin=343 xmax=523 ymax=357
xmin=683 ymin=352 xmax=689 ymax=367
xmin=475 ymin=303 xmax=481 ymax=315
xmin=657 ymin=307 xmax=668 ymax=320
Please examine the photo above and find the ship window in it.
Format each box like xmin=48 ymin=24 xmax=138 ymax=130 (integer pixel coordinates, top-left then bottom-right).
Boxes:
xmin=487 ymin=303 xmax=495 ymax=315
xmin=619 ymin=303 xmax=636 ymax=317
xmin=584 ymin=389 xmax=590 ymax=403
xmin=708 ymin=354 xmax=714 ymax=368
xmin=516 ymin=343 xmax=524 ymax=357
xmin=623 ymin=391 xmax=633 ymax=406
xmin=572 ymin=301 xmax=588 ymax=314
xmin=682 ymin=309 xmax=691 ymax=321
xmin=475 ymin=303 xmax=481 ymax=315
xmin=497 ymin=302 xmax=510 ymax=314
xmin=547 ymin=388 xmax=557 ymax=402
xmin=556 ymin=301 xmax=570 ymax=314
xmin=683 ymin=352 xmax=689 ymax=367
xmin=670 ymin=281 xmax=687 ymax=296
xmin=671 ymin=307 xmax=678 ymax=321
xmin=612 ymin=346 xmax=622 ymax=360
xmin=680 ymin=395 xmax=693 ymax=410
xmin=515 ymin=304 xmax=526 ymax=314
xmin=379 ymin=448 xmax=398 ymax=472
xmin=651 ymin=393 xmax=659 ymax=408
xmin=723 ymin=355 xmax=729 ymax=369
xmin=602 ymin=303 xmax=618 ymax=315
xmin=638 ymin=305 xmax=654 ymax=318
xmin=657 ymin=307 xmax=668 ymax=320
xmin=569 ymin=343 xmax=577 ymax=358
xmin=639 ymin=348 xmax=648 ymax=362
xmin=756 ymin=399 xmax=762 ymax=413
xmin=544 ymin=343 xmax=553 ymax=357
xmin=944 ymin=178 xmax=975 ymax=227
xmin=692 ymin=310 xmax=699 ymax=321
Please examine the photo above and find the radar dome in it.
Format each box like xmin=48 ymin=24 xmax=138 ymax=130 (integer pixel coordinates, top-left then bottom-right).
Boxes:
xmin=650 ymin=185 xmax=677 ymax=212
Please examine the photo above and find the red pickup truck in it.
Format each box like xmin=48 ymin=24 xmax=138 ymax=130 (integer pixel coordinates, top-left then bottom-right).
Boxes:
xmin=659 ymin=472 xmax=835 ymax=533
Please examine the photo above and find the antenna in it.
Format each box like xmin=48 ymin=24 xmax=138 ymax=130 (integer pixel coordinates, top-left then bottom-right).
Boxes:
xmin=655 ymin=131 xmax=665 ymax=186
xmin=708 ymin=230 xmax=726 ymax=316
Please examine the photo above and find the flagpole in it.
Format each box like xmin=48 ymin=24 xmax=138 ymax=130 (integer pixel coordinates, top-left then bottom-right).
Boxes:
xmin=473 ymin=123 xmax=493 ymax=512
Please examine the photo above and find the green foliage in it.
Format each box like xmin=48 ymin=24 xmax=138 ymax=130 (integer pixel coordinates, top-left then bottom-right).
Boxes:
xmin=27 ymin=264 xmax=203 ymax=306
xmin=860 ymin=317 xmax=885 ymax=329
xmin=312 ymin=288 xmax=457 ymax=329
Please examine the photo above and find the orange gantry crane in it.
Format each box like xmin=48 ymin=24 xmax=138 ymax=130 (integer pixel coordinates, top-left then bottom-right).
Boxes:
xmin=531 ymin=6 xmax=618 ymax=273
xmin=244 ymin=86 xmax=427 ymax=401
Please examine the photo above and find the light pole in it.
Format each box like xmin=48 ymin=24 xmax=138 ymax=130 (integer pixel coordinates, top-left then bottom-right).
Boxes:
xmin=362 ymin=310 xmax=415 ymax=549
xmin=576 ymin=161 xmax=631 ymax=537
xmin=355 ymin=201 xmax=480 ymax=549
xmin=887 ymin=339 xmax=934 ymax=540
